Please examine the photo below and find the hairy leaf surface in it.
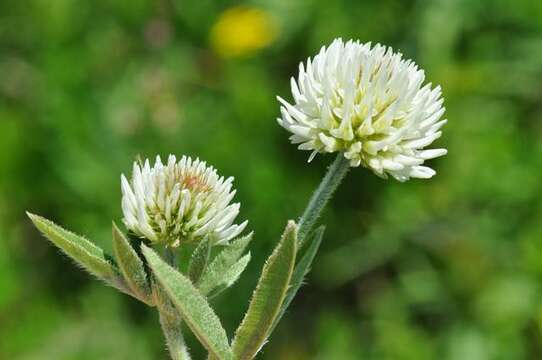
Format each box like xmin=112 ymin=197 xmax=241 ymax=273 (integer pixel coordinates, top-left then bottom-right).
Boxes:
xmin=112 ymin=221 xmax=152 ymax=304
xmin=198 ymin=233 xmax=252 ymax=295
xmin=188 ymin=236 xmax=211 ymax=283
xmin=28 ymin=213 xmax=122 ymax=287
xmin=143 ymin=245 xmax=232 ymax=360
xmin=231 ymin=222 xmax=297 ymax=360
xmin=271 ymin=226 xmax=324 ymax=333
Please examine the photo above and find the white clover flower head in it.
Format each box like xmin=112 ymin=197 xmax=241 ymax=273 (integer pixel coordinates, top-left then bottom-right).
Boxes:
xmin=121 ymin=155 xmax=247 ymax=247
xmin=277 ymin=38 xmax=447 ymax=181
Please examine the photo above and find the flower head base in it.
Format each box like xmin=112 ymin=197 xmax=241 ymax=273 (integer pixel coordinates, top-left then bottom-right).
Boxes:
xmin=277 ymin=38 xmax=447 ymax=181
xmin=121 ymin=155 xmax=247 ymax=247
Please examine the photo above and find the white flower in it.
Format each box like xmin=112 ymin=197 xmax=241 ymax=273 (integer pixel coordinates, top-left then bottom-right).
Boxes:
xmin=121 ymin=155 xmax=248 ymax=247
xmin=277 ymin=38 xmax=447 ymax=181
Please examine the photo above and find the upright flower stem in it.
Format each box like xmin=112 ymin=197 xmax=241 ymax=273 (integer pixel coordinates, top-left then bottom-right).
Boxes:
xmin=297 ymin=154 xmax=351 ymax=244
xmin=164 ymin=247 xmax=178 ymax=268
xmin=157 ymin=248 xmax=191 ymax=360
xmin=158 ymin=307 xmax=191 ymax=360
xmin=261 ymin=154 xmax=350 ymax=342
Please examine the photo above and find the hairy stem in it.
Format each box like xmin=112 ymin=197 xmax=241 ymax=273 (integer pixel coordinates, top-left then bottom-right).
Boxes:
xmin=157 ymin=247 xmax=191 ymax=360
xmin=159 ymin=307 xmax=191 ymax=360
xmin=297 ymin=154 xmax=350 ymax=243
xmin=163 ymin=247 xmax=178 ymax=268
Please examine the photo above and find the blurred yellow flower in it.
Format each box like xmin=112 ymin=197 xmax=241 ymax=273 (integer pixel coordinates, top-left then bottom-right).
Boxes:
xmin=210 ymin=6 xmax=278 ymax=58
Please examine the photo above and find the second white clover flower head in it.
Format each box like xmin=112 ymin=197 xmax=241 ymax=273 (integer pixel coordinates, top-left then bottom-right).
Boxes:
xmin=277 ymin=38 xmax=447 ymax=181
xmin=121 ymin=155 xmax=247 ymax=247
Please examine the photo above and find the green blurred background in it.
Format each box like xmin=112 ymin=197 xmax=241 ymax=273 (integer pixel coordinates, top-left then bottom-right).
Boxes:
xmin=1 ymin=0 xmax=542 ymax=358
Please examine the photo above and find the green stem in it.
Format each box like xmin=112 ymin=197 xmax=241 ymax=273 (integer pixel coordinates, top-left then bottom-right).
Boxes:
xmin=163 ymin=247 xmax=178 ymax=268
xmin=263 ymin=155 xmax=350 ymax=344
xmin=297 ymin=154 xmax=350 ymax=243
xmin=158 ymin=307 xmax=191 ymax=360
xmin=157 ymin=247 xmax=191 ymax=360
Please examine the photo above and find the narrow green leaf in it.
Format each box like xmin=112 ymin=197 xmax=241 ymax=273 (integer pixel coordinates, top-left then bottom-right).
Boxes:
xmin=198 ymin=233 xmax=253 ymax=295
xmin=232 ymin=221 xmax=297 ymax=360
xmin=142 ymin=245 xmax=233 ymax=360
xmin=27 ymin=212 xmax=121 ymax=285
xmin=188 ymin=236 xmax=211 ymax=283
xmin=222 ymin=252 xmax=251 ymax=288
xmin=270 ymin=226 xmax=325 ymax=334
xmin=207 ymin=253 xmax=251 ymax=299
xmin=112 ymin=221 xmax=152 ymax=305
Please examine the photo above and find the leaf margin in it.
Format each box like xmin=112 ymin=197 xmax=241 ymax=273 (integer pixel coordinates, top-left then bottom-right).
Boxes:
xmin=231 ymin=221 xmax=297 ymax=360
xmin=142 ymin=244 xmax=233 ymax=360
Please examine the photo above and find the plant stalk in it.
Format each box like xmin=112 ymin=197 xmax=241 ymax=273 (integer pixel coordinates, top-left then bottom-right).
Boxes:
xmin=157 ymin=247 xmax=191 ymax=360
xmin=158 ymin=306 xmax=191 ymax=360
xmin=258 ymin=155 xmax=350 ymax=348
xmin=297 ymin=154 xmax=350 ymax=244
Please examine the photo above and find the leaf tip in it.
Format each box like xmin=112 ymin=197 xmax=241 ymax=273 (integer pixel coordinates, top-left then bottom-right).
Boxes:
xmin=286 ymin=220 xmax=297 ymax=229
xmin=27 ymin=212 xmax=48 ymax=233
xmin=141 ymin=243 xmax=153 ymax=258
xmin=111 ymin=221 xmax=124 ymax=240
xmin=26 ymin=211 xmax=39 ymax=223
xmin=141 ymin=244 xmax=160 ymax=269
xmin=284 ymin=220 xmax=299 ymax=244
